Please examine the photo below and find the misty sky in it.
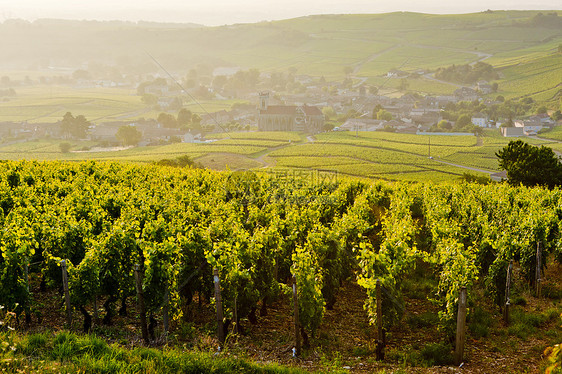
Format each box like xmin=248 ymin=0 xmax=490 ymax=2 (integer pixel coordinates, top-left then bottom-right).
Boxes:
xmin=1 ymin=0 xmax=560 ymax=25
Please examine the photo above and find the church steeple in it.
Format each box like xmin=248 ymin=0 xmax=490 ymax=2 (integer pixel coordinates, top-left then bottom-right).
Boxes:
xmin=259 ymin=91 xmax=269 ymax=111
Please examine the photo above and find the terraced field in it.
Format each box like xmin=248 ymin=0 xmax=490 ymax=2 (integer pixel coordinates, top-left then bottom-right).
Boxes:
xmin=1 ymin=129 xmax=560 ymax=182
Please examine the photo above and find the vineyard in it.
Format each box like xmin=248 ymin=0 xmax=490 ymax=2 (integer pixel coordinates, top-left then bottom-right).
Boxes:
xmin=1 ymin=160 xmax=562 ymax=372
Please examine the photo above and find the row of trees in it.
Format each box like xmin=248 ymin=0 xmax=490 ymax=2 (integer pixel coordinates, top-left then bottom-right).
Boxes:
xmin=435 ymin=62 xmax=499 ymax=84
xmin=441 ymin=96 xmax=546 ymax=124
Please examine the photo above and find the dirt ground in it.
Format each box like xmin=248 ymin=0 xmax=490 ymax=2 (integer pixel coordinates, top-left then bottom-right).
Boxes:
xmin=21 ymin=264 xmax=562 ymax=374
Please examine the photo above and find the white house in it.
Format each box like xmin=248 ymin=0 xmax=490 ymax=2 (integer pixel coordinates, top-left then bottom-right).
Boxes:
xmin=471 ymin=113 xmax=489 ymax=127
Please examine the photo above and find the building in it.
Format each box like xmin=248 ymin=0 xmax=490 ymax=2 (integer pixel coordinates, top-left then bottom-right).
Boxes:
xmin=471 ymin=113 xmax=489 ymax=127
xmin=514 ymin=120 xmax=543 ymax=136
xmin=454 ymin=87 xmax=479 ymax=102
xmin=500 ymin=127 xmax=525 ymax=137
xmin=257 ymin=92 xmax=324 ymax=133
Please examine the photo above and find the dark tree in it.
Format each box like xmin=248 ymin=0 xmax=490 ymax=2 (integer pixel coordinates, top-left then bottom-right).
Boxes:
xmin=116 ymin=125 xmax=142 ymax=146
xmin=496 ymin=140 xmax=562 ymax=188
xmin=60 ymin=112 xmax=90 ymax=139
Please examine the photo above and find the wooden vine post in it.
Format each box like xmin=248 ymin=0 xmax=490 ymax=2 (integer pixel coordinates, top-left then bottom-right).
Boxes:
xmin=24 ymin=259 xmax=29 ymax=293
xmin=134 ymin=264 xmax=149 ymax=344
xmin=60 ymin=259 xmax=72 ymax=327
xmin=454 ymin=287 xmax=467 ymax=365
xmin=536 ymin=242 xmax=542 ymax=299
xmin=233 ymin=295 xmax=238 ymax=335
xmin=93 ymin=298 xmax=99 ymax=325
xmin=292 ymin=275 xmax=301 ymax=357
xmin=163 ymin=288 xmax=170 ymax=338
xmin=503 ymin=260 xmax=513 ymax=325
xmin=376 ymin=279 xmax=384 ymax=361
xmin=213 ymin=268 xmax=225 ymax=346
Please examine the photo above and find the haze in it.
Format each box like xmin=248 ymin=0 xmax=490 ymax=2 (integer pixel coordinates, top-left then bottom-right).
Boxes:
xmin=1 ymin=0 xmax=561 ymax=25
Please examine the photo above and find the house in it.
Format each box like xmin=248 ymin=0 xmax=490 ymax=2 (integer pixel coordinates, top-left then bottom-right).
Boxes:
xmin=454 ymin=87 xmax=479 ymax=101
xmin=144 ymin=84 xmax=169 ymax=96
xmin=257 ymin=92 xmax=324 ymax=133
xmin=476 ymin=82 xmax=493 ymax=94
xmin=471 ymin=113 xmax=489 ymax=127
xmin=514 ymin=120 xmax=543 ymax=135
xmin=89 ymin=124 xmax=119 ymax=141
xmin=340 ymin=118 xmax=385 ymax=132
xmin=435 ymin=96 xmax=458 ymax=107
xmin=183 ymin=133 xmax=202 ymax=143
xmin=201 ymin=110 xmax=232 ymax=126
xmin=386 ymin=69 xmax=408 ymax=78
xmin=528 ymin=114 xmax=555 ymax=126
xmin=157 ymin=97 xmax=180 ymax=110
xmin=500 ymin=127 xmax=525 ymax=137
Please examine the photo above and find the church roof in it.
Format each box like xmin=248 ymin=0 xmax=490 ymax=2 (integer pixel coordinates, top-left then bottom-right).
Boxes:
xmin=260 ymin=105 xmax=322 ymax=116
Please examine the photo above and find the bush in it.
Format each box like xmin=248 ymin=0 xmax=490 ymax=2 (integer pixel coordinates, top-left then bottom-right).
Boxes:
xmin=59 ymin=142 xmax=72 ymax=153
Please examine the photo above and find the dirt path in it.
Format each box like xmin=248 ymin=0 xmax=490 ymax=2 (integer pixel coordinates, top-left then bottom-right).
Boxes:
xmin=352 ymin=45 xmax=401 ymax=75
xmin=254 ymin=135 xmax=316 ymax=168
xmin=431 ymin=158 xmax=494 ymax=175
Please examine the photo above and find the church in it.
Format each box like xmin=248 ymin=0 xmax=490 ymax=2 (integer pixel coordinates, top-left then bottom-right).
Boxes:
xmin=257 ymin=92 xmax=324 ymax=133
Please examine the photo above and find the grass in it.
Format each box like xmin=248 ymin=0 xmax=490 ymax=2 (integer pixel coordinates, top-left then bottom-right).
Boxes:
xmin=2 ymin=331 xmax=308 ymax=374
xmin=507 ymin=307 xmax=560 ymax=340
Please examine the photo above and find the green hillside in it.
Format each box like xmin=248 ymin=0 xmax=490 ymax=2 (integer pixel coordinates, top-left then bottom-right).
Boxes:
xmin=0 ymin=11 xmax=560 ymax=103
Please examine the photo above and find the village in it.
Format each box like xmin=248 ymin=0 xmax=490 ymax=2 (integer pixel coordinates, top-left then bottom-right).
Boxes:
xmin=0 ymin=65 xmax=559 ymax=148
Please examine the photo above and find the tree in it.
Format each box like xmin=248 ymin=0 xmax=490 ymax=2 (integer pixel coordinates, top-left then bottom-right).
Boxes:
xmin=371 ymin=104 xmax=383 ymax=119
xmin=60 ymin=112 xmax=90 ymax=139
xmin=212 ymin=75 xmax=227 ymax=90
xmin=177 ymin=109 xmax=192 ymax=127
xmin=436 ymin=120 xmax=452 ymax=130
xmin=73 ymin=115 xmax=91 ymax=139
xmin=376 ymin=109 xmax=393 ymax=121
xmin=398 ymin=79 xmax=409 ymax=92
xmin=322 ymin=107 xmax=336 ymax=121
xmin=472 ymin=125 xmax=484 ymax=137
xmin=157 ymin=113 xmax=177 ymax=128
xmin=496 ymin=140 xmax=562 ymax=188
xmin=536 ymin=106 xmax=548 ymax=114
xmin=500 ymin=118 xmax=514 ymax=128
xmin=116 ymin=125 xmax=142 ymax=146
xmin=455 ymin=114 xmax=471 ymax=129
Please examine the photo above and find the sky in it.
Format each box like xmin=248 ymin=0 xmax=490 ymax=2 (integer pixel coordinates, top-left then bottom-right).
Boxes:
xmin=0 ymin=0 xmax=560 ymax=26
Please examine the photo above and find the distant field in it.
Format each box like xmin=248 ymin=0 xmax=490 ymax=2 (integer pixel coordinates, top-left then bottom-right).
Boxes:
xmin=0 ymin=86 xmax=144 ymax=123
xmin=0 ymin=86 xmax=251 ymax=124
xmin=495 ymin=54 xmax=562 ymax=104
xmin=1 ymin=129 xmax=559 ymax=181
